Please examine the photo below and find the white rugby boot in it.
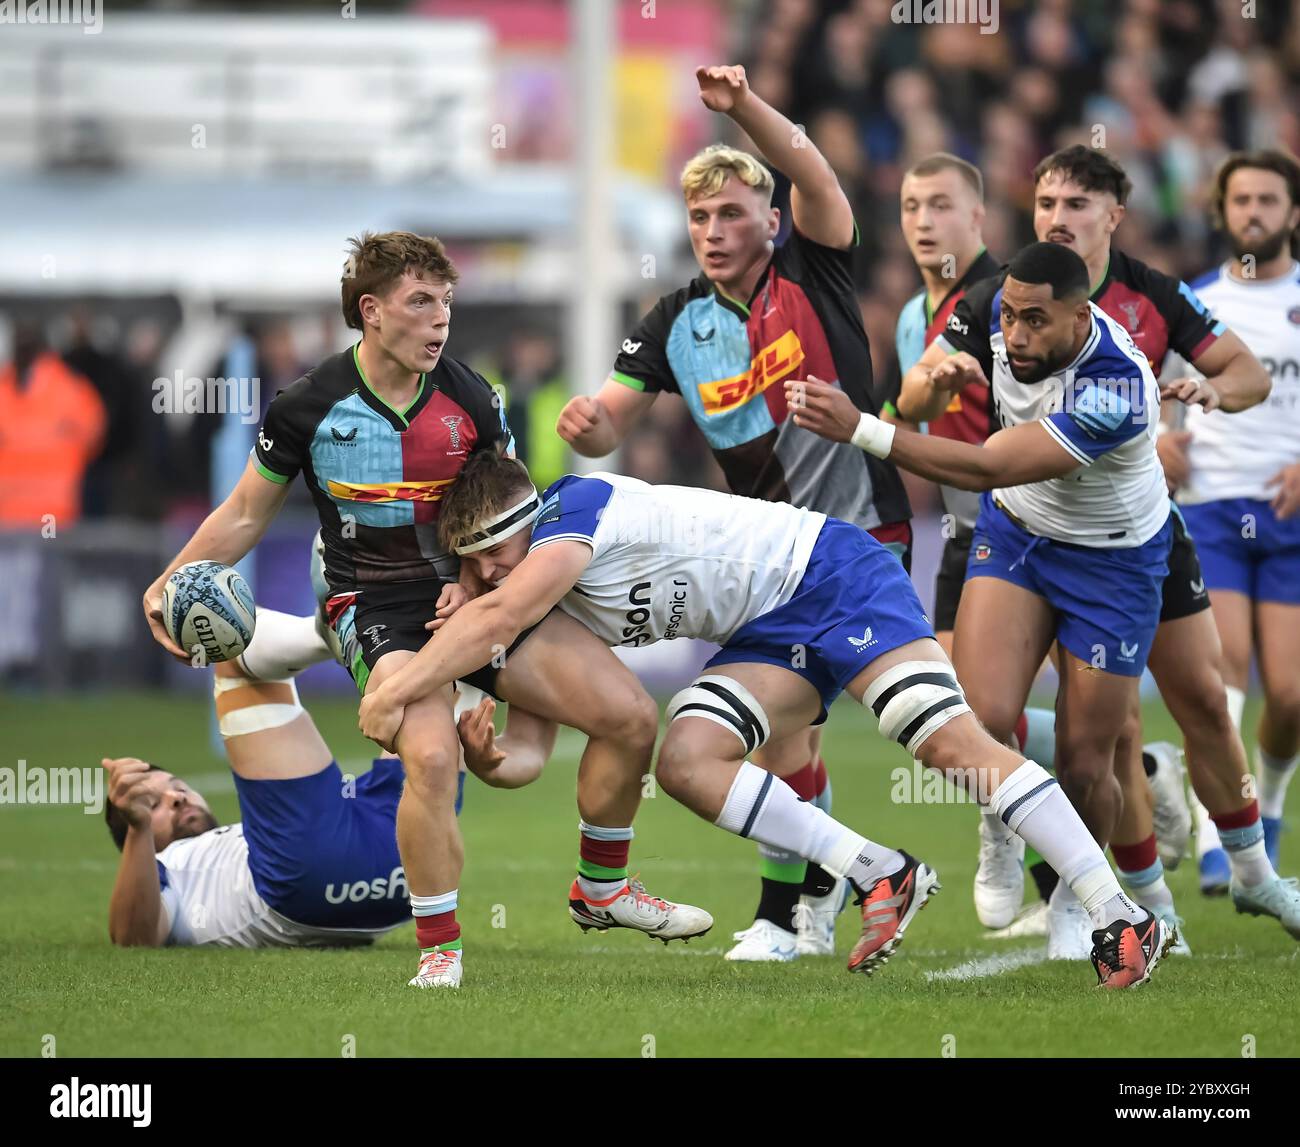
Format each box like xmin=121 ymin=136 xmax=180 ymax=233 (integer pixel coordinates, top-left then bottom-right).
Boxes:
xmin=725 ymin=919 xmax=799 ymax=962
xmin=1145 ymin=742 xmax=1192 ymax=870
xmin=974 ymin=812 xmax=1025 ymax=929
xmin=568 ymin=877 xmax=713 ymax=943
xmin=794 ymin=876 xmax=848 ymax=956
xmin=408 ymin=948 xmax=463 ymax=989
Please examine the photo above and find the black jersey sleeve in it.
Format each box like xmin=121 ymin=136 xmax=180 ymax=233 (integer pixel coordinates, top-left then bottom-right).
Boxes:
xmin=777 ymin=220 xmax=859 ymax=294
xmin=935 ymin=274 xmax=1000 ymax=380
xmin=610 ymin=292 xmax=680 ymax=395
xmin=1128 ymin=258 xmax=1226 ymax=362
xmin=460 ymin=366 xmax=514 ymax=455
xmin=252 ymin=376 xmax=315 ymax=485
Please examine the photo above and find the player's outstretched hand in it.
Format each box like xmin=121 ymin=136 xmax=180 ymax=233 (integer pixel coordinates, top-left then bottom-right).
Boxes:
xmin=1161 ymin=377 xmax=1221 ymax=412
xmin=142 ymin=577 xmax=193 ymax=663
xmin=358 ymin=690 xmax=405 ymax=754
xmin=695 ymin=65 xmax=750 ymax=114
xmin=556 ymin=394 xmax=606 ymax=447
xmin=1156 ymin=430 xmax=1192 ymax=493
xmin=1267 ymin=462 xmax=1300 ymax=520
xmin=785 ymin=376 xmax=860 ymax=443
xmin=457 ymin=696 xmax=507 ymax=779
xmin=102 ymin=757 xmax=159 ymax=831
xmin=426 ymin=582 xmax=470 ymax=633
xmin=930 ymin=351 xmax=988 ymax=394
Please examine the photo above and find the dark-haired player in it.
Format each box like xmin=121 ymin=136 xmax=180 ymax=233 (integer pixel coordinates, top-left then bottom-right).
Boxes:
xmin=883 ymin=152 xmax=1059 ymax=935
xmin=1174 ymin=149 xmax=1300 ymax=886
xmin=876 ymin=235 xmax=1300 ymax=950
xmin=142 ymin=232 xmax=708 ymax=987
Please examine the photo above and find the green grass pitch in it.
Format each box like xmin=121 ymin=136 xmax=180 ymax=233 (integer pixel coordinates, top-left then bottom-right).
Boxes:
xmin=2 ymin=689 xmax=1297 ymax=1058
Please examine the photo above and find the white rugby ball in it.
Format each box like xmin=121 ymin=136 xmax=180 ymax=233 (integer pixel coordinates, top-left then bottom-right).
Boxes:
xmin=161 ymin=561 xmax=256 ymax=663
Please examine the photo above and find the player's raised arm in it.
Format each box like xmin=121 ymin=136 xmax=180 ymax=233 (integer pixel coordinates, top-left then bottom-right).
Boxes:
xmin=697 ymin=64 xmax=854 ymax=250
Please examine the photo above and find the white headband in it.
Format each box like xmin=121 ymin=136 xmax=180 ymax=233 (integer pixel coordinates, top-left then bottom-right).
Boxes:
xmin=454 ymin=487 xmax=542 ymax=555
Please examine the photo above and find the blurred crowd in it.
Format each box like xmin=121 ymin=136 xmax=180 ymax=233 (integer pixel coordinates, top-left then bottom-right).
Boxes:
xmin=734 ymin=0 xmax=1300 ymax=396
xmin=4 ymin=0 xmax=1300 ymax=527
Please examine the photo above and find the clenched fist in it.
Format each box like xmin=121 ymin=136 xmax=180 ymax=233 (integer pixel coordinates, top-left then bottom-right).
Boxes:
xmin=696 ymin=65 xmax=750 ymax=114
xmin=556 ymin=394 xmax=607 ymax=447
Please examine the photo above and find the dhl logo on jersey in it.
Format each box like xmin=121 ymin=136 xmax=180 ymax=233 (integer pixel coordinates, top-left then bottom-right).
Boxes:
xmin=698 ymin=330 xmax=806 ymax=415
xmin=327 ymin=478 xmax=455 ymax=504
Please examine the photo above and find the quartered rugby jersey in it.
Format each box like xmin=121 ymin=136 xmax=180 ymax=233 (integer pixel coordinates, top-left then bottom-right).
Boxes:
xmin=1089 ymin=248 xmax=1225 ymax=371
xmin=884 ymin=247 xmax=1001 ymax=529
xmin=610 ymin=225 xmax=910 ymax=531
xmin=527 ymin=471 xmax=825 ymax=648
xmin=940 ymin=280 xmax=1169 ymax=547
xmin=1179 ymin=261 xmax=1300 ymax=503
xmin=253 ymin=346 xmax=511 ymax=595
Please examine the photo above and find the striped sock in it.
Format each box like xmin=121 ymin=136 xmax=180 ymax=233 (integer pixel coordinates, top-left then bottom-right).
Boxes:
xmin=411 ymin=890 xmax=461 ymax=955
xmin=1113 ymin=835 xmax=1174 ymax=912
xmin=577 ymin=820 xmax=633 ymax=900
xmin=1212 ymin=801 xmax=1272 ymax=887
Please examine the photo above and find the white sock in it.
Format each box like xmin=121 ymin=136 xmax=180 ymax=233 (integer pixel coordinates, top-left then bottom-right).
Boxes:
xmin=1256 ymin=745 xmax=1298 ymax=820
xmin=1118 ymin=859 xmax=1175 ymax=912
xmin=716 ymin=762 xmax=903 ymax=889
xmin=988 ymin=760 xmax=1143 ymax=926
xmin=237 ymin=609 xmax=333 ymax=680
xmin=1227 ymin=836 xmax=1274 ymax=888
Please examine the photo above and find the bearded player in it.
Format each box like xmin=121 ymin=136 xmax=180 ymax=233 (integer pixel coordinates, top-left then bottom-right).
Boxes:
xmin=1172 ymin=149 xmax=1300 ymax=882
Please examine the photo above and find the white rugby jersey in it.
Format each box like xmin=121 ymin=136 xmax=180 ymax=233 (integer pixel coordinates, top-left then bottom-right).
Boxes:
xmin=1177 ymin=261 xmax=1300 ymax=504
xmin=527 ymin=473 xmax=826 ymax=647
xmin=156 ymin=824 xmax=399 ymax=948
xmin=940 ymin=295 xmax=1169 ymax=547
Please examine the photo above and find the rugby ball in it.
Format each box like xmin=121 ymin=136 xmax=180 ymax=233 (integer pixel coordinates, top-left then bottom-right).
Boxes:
xmin=161 ymin=561 xmax=256 ymax=663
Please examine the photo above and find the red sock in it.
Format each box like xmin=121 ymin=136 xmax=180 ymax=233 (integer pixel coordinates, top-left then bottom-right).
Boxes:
xmin=1211 ymin=800 xmax=1260 ymax=832
xmin=1111 ymin=834 xmax=1158 ymax=874
xmin=579 ymin=828 xmax=630 ymax=879
xmin=416 ymin=911 xmax=461 ymax=952
xmin=1013 ymin=711 xmax=1029 ymax=753
xmin=784 ymin=760 xmax=818 ymax=801
xmin=812 ymin=757 xmax=829 ymax=798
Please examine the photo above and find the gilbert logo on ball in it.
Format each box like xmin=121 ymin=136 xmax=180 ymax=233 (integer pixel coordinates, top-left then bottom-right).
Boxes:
xmin=162 ymin=561 xmax=256 ymax=663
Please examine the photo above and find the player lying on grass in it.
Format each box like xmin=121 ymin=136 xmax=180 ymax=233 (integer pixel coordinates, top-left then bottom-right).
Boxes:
xmin=791 ymin=240 xmax=1300 ymax=949
xmin=108 ymin=603 xmax=709 ymax=955
xmin=358 ymin=449 xmax=1174 ymax=989
xmin=104 ymin=611 xmax=436 ymax=948
xmin=142 ymin=232 xmax=707 ymax=989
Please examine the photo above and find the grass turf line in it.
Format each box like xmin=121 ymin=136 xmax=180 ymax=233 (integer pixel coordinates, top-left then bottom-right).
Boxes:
xmin=2 ymin=690 xmax=1297 ymax=1058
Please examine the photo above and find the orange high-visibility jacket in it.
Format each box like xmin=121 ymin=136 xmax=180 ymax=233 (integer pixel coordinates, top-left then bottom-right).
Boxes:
xmin=0 ymin=352 xmax=107 ymax=529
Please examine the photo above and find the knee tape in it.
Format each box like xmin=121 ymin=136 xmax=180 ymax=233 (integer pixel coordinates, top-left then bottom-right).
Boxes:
xmin=666 ymin=675 xmax=771 ymax=755
xmin=862 ymin=660 xmax=970 ymax=756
